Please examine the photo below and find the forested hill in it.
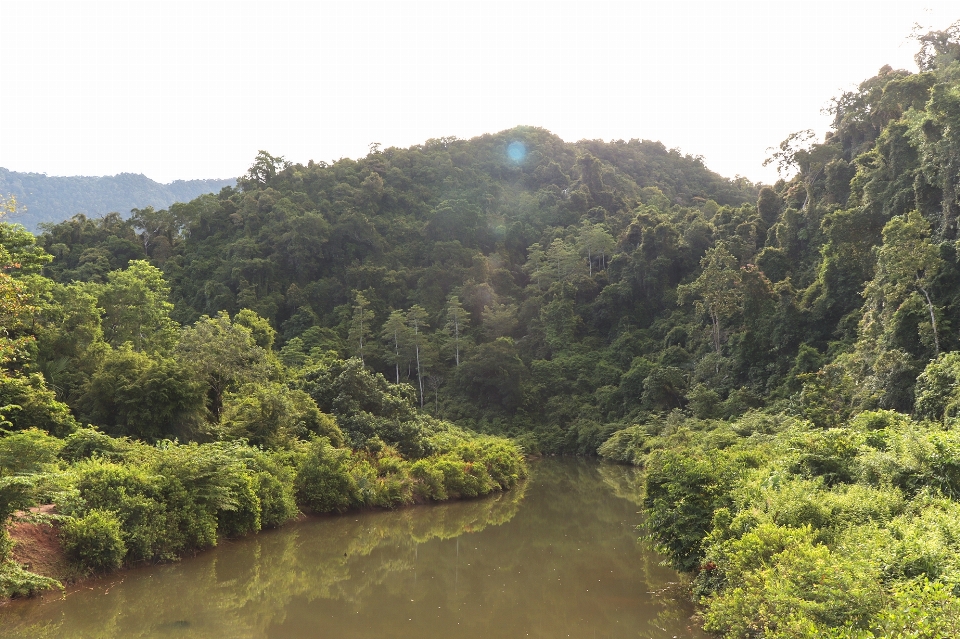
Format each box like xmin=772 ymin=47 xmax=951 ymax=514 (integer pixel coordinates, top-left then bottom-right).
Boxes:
xmin=34 ymin=129 xmax=759 ymax=449
xmin=0 ymin=168 xmax=235 ymax=230
xmin=8 ymin=22 xmax=960 ymax=634
xmin=23 ymin=29 xmax=960 ymax=458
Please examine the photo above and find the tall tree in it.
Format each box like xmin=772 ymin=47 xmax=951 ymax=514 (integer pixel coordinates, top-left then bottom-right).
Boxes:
xmin=348 ymin=290 xmax=375 ymax=366
xmin=678 ymin=242 xmax=743 ymax=361
xmin=406 ymin=305 xmax=429 ymax=408
xmin=864 ymin=210 xmax=944 ymax=355
xmin=175 ymin=311 xmax=274 ymax=423
xmin=380 ymin=309 xmax=410 ymax=384
xmin=97 ymin=260 xmax=179 ymax=354
xmin=577 ymin=220 xmax=615 ymax=276
xmin=443 ymin=295 xmax=470 ymax=367
xmin=522 ymin=242 xmax=549 ymax=291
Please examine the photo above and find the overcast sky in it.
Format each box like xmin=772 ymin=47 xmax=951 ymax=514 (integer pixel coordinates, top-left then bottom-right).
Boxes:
xmin=1 ymin=1 xmax=957 ymax=184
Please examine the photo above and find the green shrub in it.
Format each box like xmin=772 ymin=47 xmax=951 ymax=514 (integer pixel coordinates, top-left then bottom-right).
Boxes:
xmin=473 ymin=438 xmax=526 ymax=488
xmin=643 ymin=448 xmax=741 ymax=571
xmin=434 ymin=455 xmax=480 ymax=498
xmin=597 ymin=424 xmax=648 ymax=464
xmin=0 ymin=428 xmax=63 ymax=476
xmin=757 ymin=480 xmax=906 ymax=543
xmin=621 ymin=407 xmax=960 ymax=636
xmin=66 ymin=459 xmax=167 ymax=561
xmin=702 ymin=530 xmax=883 ymax=637
xmin=870 ymin=578 xmax=960 ymax=638
xmin=295 ymin=437 xmax=359 ymax=513
xmin=915 ymin=352 xmax=960 ymax=422
xmin=221 ymin=382 xmax=343 ymax=448
xmin=0 ymin=560 xmax=62 ymax=598
xmin=254 ymin=470 xmax=298 ymax=528
xmin=240 ymin=449 xmax=298 ymax=528
xmin=0 ymin=373 xmax=78 ymax=437
xmin=348 ymin=458 xmax=378 ymax=506
xmin=0 ymin=530 xmax=10 ymax=563
xmin=215 ymin=471 xmax=261 ymax=538
xmin=372 ymin=472 xmax=411 ymax=507
xmin=410 ymin=458 xmax=446 ymax=500
xmin=58 ymin=427 xmax=129 ymax=463
xmin=0 ymin=476 xmax=35 ymax=542
xmin=787 ymin=428 xmax=865 ymax=485
xmin=62 ymin=441 xmax=292 ymax=561
xmin=60 ymin=509 xmax=126 ymax=572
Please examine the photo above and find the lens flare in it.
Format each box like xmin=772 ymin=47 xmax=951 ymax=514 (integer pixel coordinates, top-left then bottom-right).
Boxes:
xmin=507 ymin=141 xmax=526 ymax=163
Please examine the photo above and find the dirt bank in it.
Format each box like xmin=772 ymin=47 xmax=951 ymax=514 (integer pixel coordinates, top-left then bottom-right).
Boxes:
xmin=6 ymin=505 xmax=77 ymax=586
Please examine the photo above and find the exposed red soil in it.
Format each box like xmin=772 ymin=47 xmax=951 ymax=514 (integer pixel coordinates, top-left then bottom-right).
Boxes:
xmin=6 ymin=505 xmax=75 ymax=583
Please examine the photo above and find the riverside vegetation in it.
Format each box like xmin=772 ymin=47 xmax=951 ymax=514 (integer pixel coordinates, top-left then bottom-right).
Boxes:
xmin=4 ymin=22 xmax=960 ymax=637
xmin=0 ymin=194 xmax=525 ymax=596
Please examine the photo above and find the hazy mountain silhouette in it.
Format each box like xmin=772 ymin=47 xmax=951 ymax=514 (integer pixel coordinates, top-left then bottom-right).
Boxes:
xmin=0 ymin=168 xmax=236 ymax=231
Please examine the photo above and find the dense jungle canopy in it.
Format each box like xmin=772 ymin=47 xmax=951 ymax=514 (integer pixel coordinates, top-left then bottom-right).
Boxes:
xmin=4 ymin=22 xmax=960 ymax=638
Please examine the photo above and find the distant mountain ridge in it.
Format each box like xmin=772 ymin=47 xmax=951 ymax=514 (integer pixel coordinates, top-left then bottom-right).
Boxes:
xmin=0 ymin=168 xmax=236 ymax=231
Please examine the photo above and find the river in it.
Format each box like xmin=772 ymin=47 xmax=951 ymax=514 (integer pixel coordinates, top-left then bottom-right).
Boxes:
xmin=0 ymin=458 xmax=706 ymax=638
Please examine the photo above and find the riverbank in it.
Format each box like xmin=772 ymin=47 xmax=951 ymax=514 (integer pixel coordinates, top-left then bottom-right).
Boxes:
xmin=7 ymin=507 xmax=73 ymax=585
xmin=600 ymin=409 xmax=960 ymax=636
xmin=0 ymin=459 xmax=706 ymax=639
xmin=1 ymin=429 xmax=527 ymax=603
xmin=2 ymin=461 xmax=529 ymax=604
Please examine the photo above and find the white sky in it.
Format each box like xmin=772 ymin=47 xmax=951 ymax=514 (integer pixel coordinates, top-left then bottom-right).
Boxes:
xmin=1 ymin=1 xmax=957 ymax=184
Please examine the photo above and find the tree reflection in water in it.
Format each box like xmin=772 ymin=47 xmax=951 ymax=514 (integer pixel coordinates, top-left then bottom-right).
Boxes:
xmin=0 ymin=459 xmax=705 ymax=639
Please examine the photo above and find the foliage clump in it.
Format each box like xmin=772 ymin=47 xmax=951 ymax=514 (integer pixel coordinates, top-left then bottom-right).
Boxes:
xmin=0 ymin=214 xmax=525 ymax=593
xmin=599 ymin=408 xmax=960 ymax=636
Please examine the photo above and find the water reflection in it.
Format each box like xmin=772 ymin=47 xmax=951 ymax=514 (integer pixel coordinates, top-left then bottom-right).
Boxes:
xmin=0 ymin=459 xmax=705 ymax=638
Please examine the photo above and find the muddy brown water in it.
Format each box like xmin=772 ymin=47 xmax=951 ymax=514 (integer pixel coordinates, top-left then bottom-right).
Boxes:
xmin=0 ymin=458 xmax=706 ymax=638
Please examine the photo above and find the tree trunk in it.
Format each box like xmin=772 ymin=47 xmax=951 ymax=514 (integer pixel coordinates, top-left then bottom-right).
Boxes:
xmin=394 ymin=337 xmax=400 ymax=384
xmin=919 ymin=284 xmax=940 ymax=356
xmin=454 ymin=317 xmax=460 ymax=367
xmin=415 ymin=342 xmax=424 ymax=408
xmin=711 ymin=311 xmax=721 ymax=372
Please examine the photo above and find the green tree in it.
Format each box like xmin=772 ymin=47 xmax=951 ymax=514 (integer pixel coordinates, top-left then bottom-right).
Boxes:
xmin=97 ymin=260 xmax=179 ymax=354
xmin=35 ymin=282 xmax=107 ymax=402
xmin=913 ymin=20 xmax=960 ymax=71
xmin=221 ymin=382 xmax=342 ymax=448
xmin=380 ymin=309 xmax=410 ymax=383
xmin=0 ymin=222 xmax=53 ymax=276
xmin=348 ymin=290 xmax=375 ymax=366
xmin=0 ymin=373 xmax=78 ymax=436
xmin=175 ymin=312 xmax=275 ymax=423
xmin=443 ymin=295 xmax=470 ymax=367
xmin=78 ymin=346 xmax=206 ymax=441
xmin=522 ymin=242 xmax=549 ymax=291
xmin=915 ymin=352 xmax=960 ymax=421
xmin=298 ymin=356 xmax=422 ymax=454
xmin=0 ymin=271 xmax=36 ymax=368
xmin=457 ymin=338 xmax=527 ymax=412
xmin=407 ymin=305 xmax=429 ymax=408
xmin=863 ymin=211 xmax=943 ymax=355
xmin=238 ymin=150 xmax=291 ymax=190
xmin=545 ymin=237 xmax=582 ymax=285
xmin=678 ymin=242 xmax=743 ymax=359
xmin=233 ymin=308 xmax=277 ymax=350
xmin=129 ymin=205 xmax=187 ymax=263
xmin=576 ymin=220 xmax=615 ymax=275
xmin=482 ymin=301 xmax=517 ymax=340
xmin=0 ymin=194 xmax=20 ymax=221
